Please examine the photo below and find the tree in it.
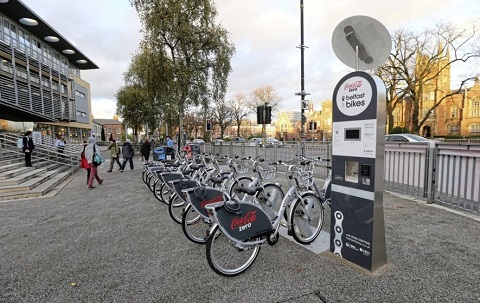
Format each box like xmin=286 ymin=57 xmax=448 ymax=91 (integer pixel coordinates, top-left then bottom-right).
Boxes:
xmin=211 ymin=97 xmax=234 ymax=139
xmin=130 ymin=0 xmax=235 ymax=148
xmin=115 ymin=84 xmax=149 ymax=142
xmin=229 ymin=93 xmax=251 ymax=137
xmin=376 ymin=21 xmax=480 ymax=134
xmin=248 ymin=85 xmax=282 ymax=115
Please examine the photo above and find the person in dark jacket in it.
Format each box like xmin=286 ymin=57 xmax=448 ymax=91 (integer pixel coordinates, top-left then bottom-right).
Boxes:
xmin=120 ymin=139 xmax=135 ymax=172
xmin=22 ymin=131 xmax=35 ymax=167
xmin=140 ymin=138 xmax=151 ymax=162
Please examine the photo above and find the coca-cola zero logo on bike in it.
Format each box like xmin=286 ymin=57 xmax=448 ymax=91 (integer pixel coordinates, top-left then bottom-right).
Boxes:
xmin=231 ymin=210 xmax=257 ymax=231
xmin=200 ymin=195 xmax=223 ymax=208
xmin=336 ymin=76 xmax=372 ymax=117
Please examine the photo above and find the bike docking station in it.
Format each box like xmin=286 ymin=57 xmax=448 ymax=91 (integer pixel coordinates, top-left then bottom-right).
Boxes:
xmin=329 ymin=16 xmax=391 ymax=271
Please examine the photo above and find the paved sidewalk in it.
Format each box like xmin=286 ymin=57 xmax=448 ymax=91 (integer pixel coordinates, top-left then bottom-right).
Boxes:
xmin=1 ymin=157 xmax=479 ymax=303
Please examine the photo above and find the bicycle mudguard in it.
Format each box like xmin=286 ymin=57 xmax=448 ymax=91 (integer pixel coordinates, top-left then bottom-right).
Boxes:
xmin=184 ymin=186 xmax=225 ymax=217
xmin=216 ymin=203 xmax=273 ymax=242
xmin=171 ymin=179 xmax=199 ymax=203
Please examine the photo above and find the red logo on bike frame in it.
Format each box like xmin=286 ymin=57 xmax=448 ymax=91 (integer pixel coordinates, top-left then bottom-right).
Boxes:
xmin=200 ymin=195 xmax=223 ymax=208
xmin=231 ymin=210 xmax=257 ymax=230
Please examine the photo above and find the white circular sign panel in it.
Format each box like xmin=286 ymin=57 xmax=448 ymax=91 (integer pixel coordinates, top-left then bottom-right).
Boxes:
xmin=332 ymin=15 xmax=392 ymax=71
xmin=336 ymin=75 xmax=372 ymax=116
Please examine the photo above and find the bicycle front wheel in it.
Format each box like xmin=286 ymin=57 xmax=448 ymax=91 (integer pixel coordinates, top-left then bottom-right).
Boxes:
xmin=160 ymin=183 xmax=173 ymax=205
xmin=291 ymin=192 xmax=324 ymax=244
xmin=168 ymin=193 xmax=185 ymax=224
xmin=206 ymin=225 xmax=261 ymax=277
xmin=228 ymin=176 xmax=253 ymax=201
xmin=153 ymin=180 xmax=165 ymax=203
xmin=142 ymin=169 xmax=149 ymax=184
xmin=182 ymin=204 xmax=209 ymax=244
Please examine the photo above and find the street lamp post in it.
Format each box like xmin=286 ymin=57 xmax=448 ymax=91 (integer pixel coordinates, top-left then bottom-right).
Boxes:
xmin=295 ymin=0 xmax=309 ymax=156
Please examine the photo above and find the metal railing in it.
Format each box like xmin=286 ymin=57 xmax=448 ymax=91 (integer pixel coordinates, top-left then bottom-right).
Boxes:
xmin=0 ymin=133 xmax=80 ymax=170
xmin=210 ymin=140 xmax=480 ymax=214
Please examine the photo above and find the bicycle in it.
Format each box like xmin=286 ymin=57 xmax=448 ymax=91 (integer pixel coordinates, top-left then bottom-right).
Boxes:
xmin=179 ymin=156 xmax=284 ymax=244
xmin=203 ymin=163 xmax=324 ymax=276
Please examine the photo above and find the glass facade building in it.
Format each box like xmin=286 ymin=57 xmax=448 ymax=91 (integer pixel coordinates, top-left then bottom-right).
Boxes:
xmin=0 ymin=0 xmax=98 ymax=143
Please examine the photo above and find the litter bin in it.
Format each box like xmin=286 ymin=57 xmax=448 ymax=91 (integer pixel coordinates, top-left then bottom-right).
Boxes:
xmin=153 ymin=146 xmax=175 ymax=161
xmin=182 ymin=144 xmax=200 ymax=159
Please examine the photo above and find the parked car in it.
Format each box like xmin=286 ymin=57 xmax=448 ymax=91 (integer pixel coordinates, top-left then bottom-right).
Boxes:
xmin=248 ymin=137 xmax=263 ymax=146
xmin=385 ymin=134 xmax=436 ymax=147
xmin=192 ymin=138 xmax=205 ymax=145
xmin=266 ymin=137 xmax=283 ymax=147
xmin=233 ymin=137 xmax=245 ymax=142
xmin=212 ymin=138 xmax=224 ymax=145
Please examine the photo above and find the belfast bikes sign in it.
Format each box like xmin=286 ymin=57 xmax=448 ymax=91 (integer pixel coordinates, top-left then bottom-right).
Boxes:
xmin=337 ymin=77 xmax=372 ymax=117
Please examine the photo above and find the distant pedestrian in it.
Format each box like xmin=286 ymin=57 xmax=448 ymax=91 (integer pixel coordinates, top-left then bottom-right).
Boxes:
xmin=54 ymin=134 xmax=65 ymax=159
xmin=84 ymin=137 xmax=103 ymax=189
xmin=22 ymin=131 xmax=34 ymax=167
xmin=107 ymin=139 xmax=122 ymax=172
xmin=166 ymin=136 xmax=173 ymax=148
xmin=120 ymin=139 xmax=135 ymax=172
xmin=80 ymin=141 xmax=91 ymax=183
xmin=140 ymin=138 xmax=151 ymax=162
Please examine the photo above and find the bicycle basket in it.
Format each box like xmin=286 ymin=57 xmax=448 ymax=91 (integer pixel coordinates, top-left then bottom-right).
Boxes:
xmin=215 ymin=202 xmax=273 ymax=242
xmin=171 ymin=178 xmax=199 ymax=203
xmin=258 ymin=165 xmax=276 ymax=180
xmin=237 ymin=161 xmax=249 ymax=174
xmin=293 ymin=171 xmax=314 ymax=189
xmin=184 ymin=186 xmax=225 ymax=217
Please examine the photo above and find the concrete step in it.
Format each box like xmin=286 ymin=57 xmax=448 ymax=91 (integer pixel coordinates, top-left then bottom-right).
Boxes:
xmin=0 ymin=170 xmax=73 ymax=201
xmin=0 ymin=160 xmax=52 ymax=179
xmin=0 ymin=170 xmax=58 ymax=193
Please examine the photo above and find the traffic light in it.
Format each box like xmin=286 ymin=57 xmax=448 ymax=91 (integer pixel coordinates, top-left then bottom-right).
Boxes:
xmin=265 ymin=106 xmax=272 ymax=124
xmin=314 ymin=121 xmax=317 ymax=130
xmin=206 ymin=119 xmax=212 ymax=131
xmin=256 ymin=106 xmax=264 ymax=124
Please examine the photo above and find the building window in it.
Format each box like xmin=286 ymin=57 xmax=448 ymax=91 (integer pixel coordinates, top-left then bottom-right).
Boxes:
xmin=76 ymin=111 xmax=87 ymax=118
xmin=450 ymin=106 xmax=458 ymax=119
xmin=448 ymin=124 xmax=459 ymax=134
xmin=472 ymin=101 xmax=480 ymax=118
xmin=116 ymin=127 xmax=121 ymax=134
xmin=75 ymin=90 xmax=85 ymax=98
xmin=469 ymin=123 xmax=480 ymax=133
xmin=107 ymin=128 xmax=112 ymax=134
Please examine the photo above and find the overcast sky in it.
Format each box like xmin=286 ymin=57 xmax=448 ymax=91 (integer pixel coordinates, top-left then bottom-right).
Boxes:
xmin=21 ymin=0 xmax=480 ymax=119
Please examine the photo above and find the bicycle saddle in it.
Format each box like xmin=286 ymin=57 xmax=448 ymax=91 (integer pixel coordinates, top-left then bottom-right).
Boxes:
xmin=235 ymin=186 xmax=263 ymax=196
xmin=209 ymin=174 xmax=229 ymax=184
xmin=190 ymin=164 xmax=205 ymax=170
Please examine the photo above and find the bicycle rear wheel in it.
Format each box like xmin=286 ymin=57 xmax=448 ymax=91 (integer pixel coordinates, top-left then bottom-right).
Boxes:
xmin=206 ymin=225 xmax=261 ymax=277
xmin=182 ymin=204 xmax=209 ymax=244
xmin=256 ymin=183 xmax=284 ymax=221
xmin=168 ymin=193 xmax=185 ymax=224
xmin=291 ymin=192 xmax=324 ymax=244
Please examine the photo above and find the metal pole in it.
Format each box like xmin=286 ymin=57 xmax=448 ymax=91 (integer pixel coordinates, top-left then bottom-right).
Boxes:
xmin=296 ymin=0 xmax=309 ymax=157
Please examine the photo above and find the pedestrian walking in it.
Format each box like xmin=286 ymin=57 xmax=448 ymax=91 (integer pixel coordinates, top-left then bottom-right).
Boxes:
xmin=107 ymin=139 xmax=122 ymax=172
xmin=140 ymin=138 xmax=151 ymax=162
xmin=80 ymin=141 xmax=91 ymax=183
xmin=120 ymin=139 xmax=135 ymax=172
xmin=84 ymin=137 xmax=103 ymax=189
xmin=22 ymin=131 xmax=34 ymax=167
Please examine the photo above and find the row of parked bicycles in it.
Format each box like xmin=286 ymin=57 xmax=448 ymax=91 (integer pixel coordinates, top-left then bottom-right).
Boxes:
xmin=141 ymin=151 xmax=332 ymax=276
